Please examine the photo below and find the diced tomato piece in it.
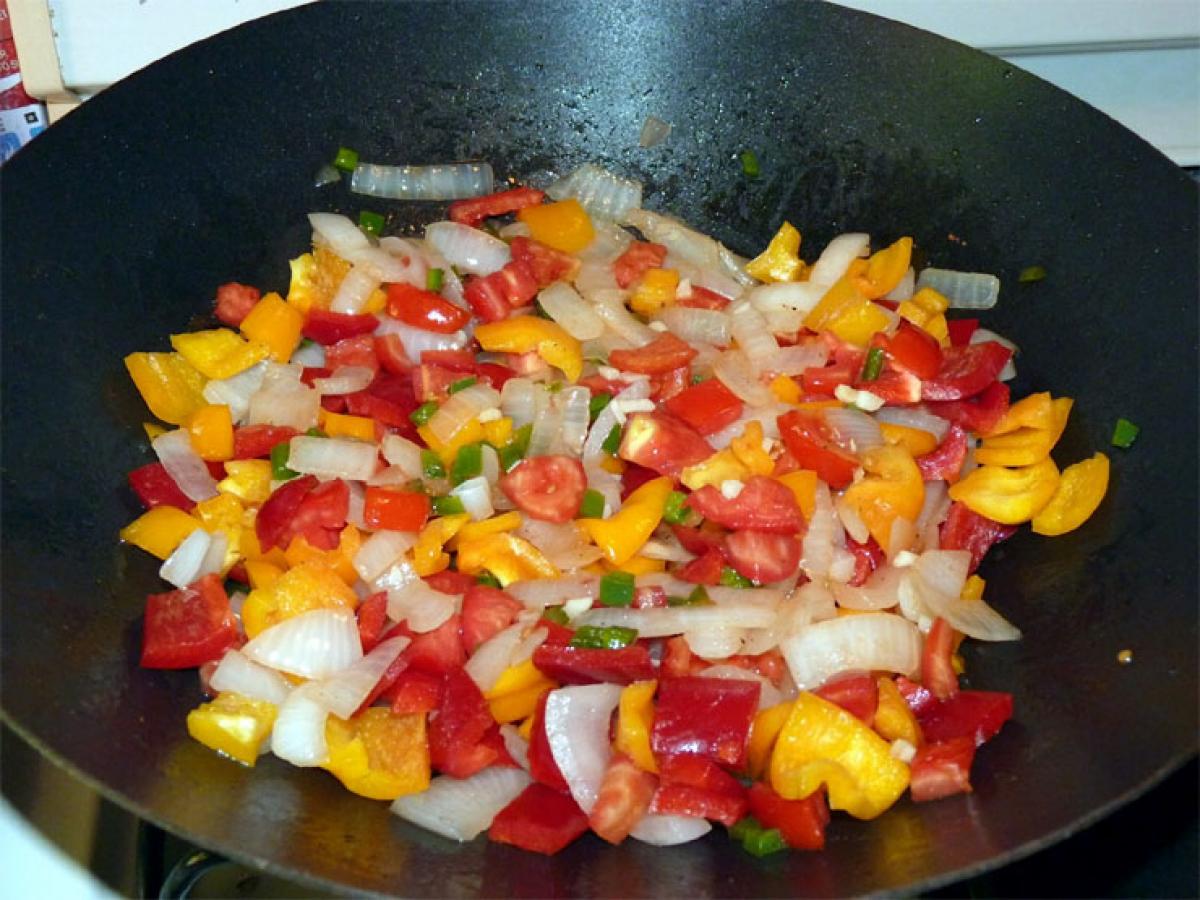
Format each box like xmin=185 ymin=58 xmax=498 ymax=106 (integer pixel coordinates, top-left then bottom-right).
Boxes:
xmin=386 ymin=282 xmax=471 ymax=334
xmin=362 ymin=487 xmax=430 ymax=532
xmin=916 ymin=424 xmax=969 ymax=482
xmin=651 ymin=677 xmax=759 ymax=769
xmin=128 ymin=462 xmax=194 ymax=511
xmin=232 ymin=424 xmax=298 ymax=460
xmin=608 ymin=333 xmax=697 ymax=375
xmin=857 ymin=367 xmax=922 ymax=405
xmin=356 ymin=591 xmax=389 ymax=653
xmin=925 ymin=380 xmax=1010 ymax=435
xmin=651 ymin=754 xmax=748 ymax=826
xmin=801 ymin=355 xmax=863 ymax=396
xmin=921 ymin=341 xmax=1012 ymax=401
xmin=428 ymin=668 xmax=499 ymax=778
xmin=686 ymin=476 xmax=804 ymax=534
xmin=746 ymin=782 xmax=830 ymax=850
xmin=386 ymin=670 xmax=444 ymax=715
xmin=424 ymin=570 xmax=478 ymax=595
xmin=909 ymin=736 xmax=977 ymax=802
xmin=301 ymin=309 xmax=380 ymax=345
xmin=464 ymin=260 xmax=539 ymax=321
xmin=448 ymin=186 xmax=545 ymax=228
xmin=291 ymin=478 xmax=350 ymax=550
xmin=846 ymin=536 xmax=884 ymax=586
xmin=939 ymin=501 xmax=1018 ymax=573
xmin=589 ymin=753 xmax=658 ymax=844
xmin=633 ymin=585 xmax=669 ymax=609
xmin=476 ymin=362 xmax=516 ymax=392
xmin=499 ymin=455 xmax=587 ymax=523
xmin=946 ymin=318 xmax=980 ymax=347
xmin=814 ymin=673 xmax=879 ymax=725
xmin=214 ymin=282 xmax=260 ymax=327
xmin=255 ymin=475 xmax=318 ymax=551
xmin=670 ymin=524 xmax=727 ymax=557
xmin=414 ymin=362 xmax=465 ymax=403
xmin=397 ymin=614 xmax=466 ymax=675
xmin=324 ymin=334 xmax=380 ymax=375
xmin=420 ymin=349 xmax=478 ymax=372
xmin=922 ymin=617 xmax=960 ymax=701
xmin=510 ymin=236 xmax=581 ymax=287
xmin=532 ymin=644 xmax=655 ymax=685
xmin=506 ymin=349 xmax=549 ymax=377
xmin=538 ymin=617 xmax=575 ymax=646
xmin=140 ymin=574 xmax=239 ymax=669
xmin=343 ymin=390 xmax=417 ymax=433
xmin=675 ymin=547 xmax=726 ymax=585
xmin=902 ymin=687 xmax=1015 ymax=747
xmin=723 ymin=530 xmax=801 ymax=584
xmin=613 ymin=241 xmax=668 ymax=289
xmin=650 ymin=365 xmax=690 ymax=403
xmin=460 ymin=585 xmax=524 ymax=654
xmin=619 ymin=462 xmax=661 ymax=500
xmin=489 ymin=783 xmax=590 ymax=855
xmin=778 ymin=409 xmax=859 ymax=489
xmin=677 ymin=284 xmax=731 ymax=310
xmin=884 ymin=320 xmax=943 ymax=380
xmin=528 ymin=691 xmax=570 ymax=791
xmin=373 ymin=333 xmax=413 ymax=375
xmin=660 ymin=637 xmax=695 ymax=679
xmin=618 ymin=412 xmax=713 ymax=478
xmin=664 ymin=378 xmax=744 ymax=436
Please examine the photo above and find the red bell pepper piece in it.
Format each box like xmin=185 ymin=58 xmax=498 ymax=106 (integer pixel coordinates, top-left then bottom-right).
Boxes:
xmin=413 ymin=362 xmax=465 ymax=403
xmin=814 ymin=672 xmax=879 ymax=725
xmin=619 ymin=461 xmax=661 ymax=500
xmin=256 ymin=475 xmax=318 ymax=551
xmin=448 ymin=186 xmax=545 ymax=228
xmin=232 ymin=424 xmax=298 ymax=460
xmin=649 ymin=365 xmax=690 ymax=403
xmin=301 ymin=309 xmax=380 ymax=344
xmin=532 ymin=644 xmax=655 ymax=685
xmin=397 ymin=614 xmax=467 ymax=676
xmin=214 ymin=282 xmax=260 ymax=327
xmin=613 ymin=240 xmax=668 ymax=288
xmin=916 ymin=424 xmax=969 ymax=482
xmin=385 ymin=282 xmax=471 ymax=334
xmin=922 ymin=617 xmax=960 ymax=701
xmin=373 ymin=334 xmax=413 ymax=375
xmin=925 ymin=380 xmax=1010 ymax=435
xmin=509 ymin=236 xmax=581 ymax=287
xmin=618 ymin=412 xmax=713 ymax=478
xmin=588 ymin=753 xmax=658 ymax=844
xmin=463 ymin=260 xmax=540 ymax=321
xmin=460 ymin=584 xmax=524 ymax=654
xmin=428 ymin=668 xmax=499 ymax=778
xmin=723 ymin=530 xmax=801 ymax=584
xmin=670 ymin=523 xmax=728 ymax=557
xmin=846 ymin=536 xmax=884 ymax=587
xmin=128 ymin=462 xmax=194 ymax=511
xmin=856 ymin=367 xmax=923 ymax=405
xmin=746 ymin=782 xmax=830 ymax=850
xmin=362 ymin=486 xmax=430 ymax=533
xmin=801 ymin=350 xmax=864 ymax=396
xmin=920 ymin=341 xmax=1012 ymax=401
xmin=777 ymin=409 xmax=859 ymax=489
xmin=946 ymin=318 xmax=980 ymax=347
xmin=677 ymin=284 xmax=731 ymax=310
xmin=883 ymin=320 xmax=943 ymax=380
xmin=608 ymin=333 xmax=698 ymax=375
xmin=140 ymin=574 xmax=239 ymax=669
xmin=528 ymin=691 xmax=571 ymax=792
xmin=424 ymin=570 xmax=478 ymax=595
xmin=651 ymin=676 xmax=760 ymax=769
xmin=343 ymin=390 xmax=415 ymax=433
xmin=897 ymin=678 xmax=1014 ymax=747
xmin=651 ymin=753 xmax=749 ymax=826
xmin=664 ymin=377 xmax=744 ymax=436
xmin=675 ymin=547 xmax=726 ymax=585
xmin=537 ymin=617 xmax=576 ymax=647
xmin=356 ymin=591 xmax=389 ymax=654
xmin=386 ymin=670 xmax=444 ymax=715
xmin=909 ymin=736 xmax=977 ymax=802
xmin=939 ymin=500 xmax=1018 ymax=573
xmin=489 ymin=783 xmax=590 ymax=855
xmin=685 ymin=476 xmax=804 ymax=534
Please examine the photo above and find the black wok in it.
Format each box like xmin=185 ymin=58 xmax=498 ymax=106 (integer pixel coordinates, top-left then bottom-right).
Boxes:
xmin=2 ymin=2 xmax=1196 ymax=896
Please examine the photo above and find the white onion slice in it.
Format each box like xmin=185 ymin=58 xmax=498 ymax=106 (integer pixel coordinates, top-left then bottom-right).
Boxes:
xmin=158 ymin=528 xmax=212 ymax=589
xmin=809 ymin=233 xmax=870 ymax=287
xmin=583 ymin=380 xmax=650 ymax=461
xmin=387 ymin=580 xmax=456 ymax=633
xmin=202 ymin=362 xmax=267 ymax=424
xmin=351 ymin=162 xmax=493 ymax=201
xmin=801 ymin=481 xmax=845 ymax=579
xmin=912 ymin=550 xmax=1021 ymax=641
xmin=391 ymin=767 xmax=531 ymax=841
xmin=313 ymin=365 xmax=374 ymax=396
xmin=748 ymin=280 xmax=825 ymax=316
xmin=574 ymin=604 xmax=778 ymax=637
xmin=574 ymin=258 xmax=621 ymax=294
xmin=763 ymin=341 xmax=829 ymax=376
xmin=971 ymin=328 xmax=1019 ymax=381
xmin=500 ymin=724 xmax=531 ymax=772
xmin=243 ymin=608 xmax=362 ymax=679
xmin=465 ymin=621 xmax=527 ymax=693
xmin=507 ymin=576 xmax=598 ymax=610
xmin=547 ymin=163 xmax=642 ymax=221
xmin=876 ymin=407 xmax=951 ymax=442
xmin=246 ymin=382 xmax=320 ymax=432
xmin=824 ymin=406 xmax=884 ymax=453
xmin=657 ymin=307 xmax=731 ymax=346
xmin=701 ymin=665 xmax=784 ymax=710
xmin=729 ymin=302 xmax=779 ymax=375
xmin=380 ymin=434 xmax=424 ymax=479
xmin=712 ymin=349 xmax=772 ymax=406
xmin=631 ymin=814 xmax=712 ymax=846
xmin=544 ymin=684 xmax=623 ymax=813
xmin=427 ymin=383 xmax=501 ymax=446
xmin=451 ymin=476 xmax=495 ymax=521
xmin=780 ymin=613 xmax=922 ymax=690
xmin=539 ymin=282 xmax=605 ymax=340
xmin=915 ymin=480 xmax=951 ymax=552
xmin=885 ymin=267 xmax=915 ymax=302
xmin=917 ymin=268 xmax=1000 ymax=309
xmin=308 ymin=212 xmax=369 ymax=260
xmin=307 ymin=635 xmax=409 ymax=719
xmin=353 ymin=530 xmax=416 ymax=584
xmin=516 ymin=520 xmax=603 ymax=571
xmin=374 ymin=316 xmax=469 ymax=362
xmin=558 ymin=386 xmax=592 ymax=457
xmin=329 ymin=265 xmax=380 ymax=315
xmin=152 ymin=429 xmax=218 ymax=502
xmin=623 ymin=208 xmax=753 ymax=285
xmin=210 ymin=649 xmax=293 ymax=706
xmin=683 ymin=627 xmax=745 ymax=660
xmin=271 ymin=682 xmax=330 ymax=767
xmin=831 ymin=563 xmax=905 ymax=611
xmin=638 ymin=116 xmax=672 ymax=148
xmin=588 ymin=288 xmax=656 ymax=346
xmin=425 ymin=221 xmax=511 ymax=276
xmin=286 ymin=437 xmax=379 ymax=481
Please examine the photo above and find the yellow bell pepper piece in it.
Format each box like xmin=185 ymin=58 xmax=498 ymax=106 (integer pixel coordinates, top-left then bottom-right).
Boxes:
xmin=746 ymin=701 xmax=792 ymax=780
xmin=517 ymin=198 xmax=594 ymax=254
xmin=984 ymin=391 xmax=1057 ymax=437
xmin=768 ymin=373 xmax=802 ymax=404
xmin=681 ymin=421 xmax=774 ymax=490
xmin=284 ymin=524 xmax=362 ymax=586
xmin=599 ymin=455 xmax=626 ymax=474
xmin=456 ymin=533 xmax=559 ymax=586
xmin=239 ymin=291 xmax=304 ymax=363
xmin=474 ymin=316 xmax=583 ymax=382
xmin=187 ymin=692 xmax=278 ymax=766
xmin=318 ymin=409 xmax=377 ymax=442
xmin=287 ymin=246 xmax=365 ymax=314
xmin=412 ymin=513 xmax=469 ymax=577
xmin=1031 ymin=452 xmax=1110 ymax=536
xmin=419 ymin=418 xmax=486 ymax=468
xmin=170 ymin=328 xmax=269 ymax=380
xmin=607 ymin=554 xmax=666 ymax=575
xmin=323 ymin=708 xmax=430 ymax=801
xmin=873 ymin=677 xmax=922 ymax=746
xmin=124 ymin=351 xmax=208 ymax=425
xmin=804 ymin=269 xmax=892 ymax=347
xmin=481 ymin=416 xmax=514 ymax=449
xmin=236 ymin=509 xmax=289 ymax=569
xmin=615 ymin=680 xmax=659 ymax=774
xmin=897 ymin=288 xmax=950 ymax=346
xmin=451 ymin=510 xmax=523 ymax=547
xmin=878 ymin=422 xmax=939 ymax=457
xmin=746 ymin=221 xmax=805 ymax=283
xmin=240 ymin=560 xmax=359 ymax=639
xmin=193 ymin=492 xmax=245 ymax=572
xmin=948 ymin=457 xmax=1061 ymax=525
xmin=143 ymin=421 xmax=168 ymax=441
xmin=776 ymin=470 xmax=818 ymax=521
xmin=770 ymin=692 xmax=910 ymax=820
xmin=841 ymin=444 xmax=925 ymax=553
xmin=244 ymin=558 xmax=284 ymax=591
xmin=486 ymin=661 xmax=557 ymax=723
xmin=976 ymin=397 xmax=1072 ymax=467
xmin=580 ymin=476 xmax=673 ymax=566
xmin=629 ymin=267 xmax=680 ymax=316
xmin=518 ymin=713 xmax=536 ymax=742
xmin=218 ymin=459 xmax=273 ymax=505
xmin=187 ymin=404 xmax=235 ymax=461
xmin=853 ymin=237 xmax=913 ymax=299
xmin=120 ymin=506 xmax=201 ymax=560
xmin=961 ymin=574 xmax=987 ymax=601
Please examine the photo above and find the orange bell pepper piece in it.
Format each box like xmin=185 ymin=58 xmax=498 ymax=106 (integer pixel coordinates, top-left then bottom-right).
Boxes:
xmin=1031 ymin=452 xmax=1110 ymax=536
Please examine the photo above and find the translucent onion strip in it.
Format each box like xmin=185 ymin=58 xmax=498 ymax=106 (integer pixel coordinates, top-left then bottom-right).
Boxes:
xmin=780 ymin=612 xmax=922 ymax=690
xmin=917 ymin=268 xmax=1000 ymax=310
xmin=547 ymin=163 xmax=643 ymax=221
xmin=152 ymin=429 xmax=218 ymax=501
xmin=351 ymin=162 xmax=494 ymax=201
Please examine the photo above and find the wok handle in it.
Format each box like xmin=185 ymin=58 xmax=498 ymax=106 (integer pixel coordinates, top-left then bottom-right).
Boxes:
xmin=158 ymin=850 xmax=232 ymax=900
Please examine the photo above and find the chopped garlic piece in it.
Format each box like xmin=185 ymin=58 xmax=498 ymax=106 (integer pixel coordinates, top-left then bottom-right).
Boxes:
xmin=890 ymin=738 xmax=917 ymax=763
xmin=477 ymin=407 xmax=502 ymax=423
xmin=720 ymin=479 xmax=745 ymax=500
xmin=834 ymin=384 xmax=886 ymax=412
